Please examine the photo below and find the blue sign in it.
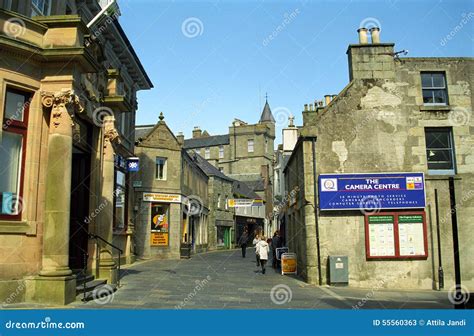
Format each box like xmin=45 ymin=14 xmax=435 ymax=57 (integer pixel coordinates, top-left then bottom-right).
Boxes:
xmin=319 ymin=173 xmax=426 ymax=211
xmin=127 ymin=157 xmax=139 ymax=172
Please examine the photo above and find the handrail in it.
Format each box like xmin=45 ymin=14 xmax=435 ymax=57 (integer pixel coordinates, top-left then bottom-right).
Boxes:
xmin=89 ymin=233 xmax=123 ymax=287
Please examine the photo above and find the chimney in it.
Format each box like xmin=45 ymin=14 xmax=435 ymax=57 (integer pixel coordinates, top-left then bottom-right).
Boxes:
xmin=357 ymin=28 xmax=368 ymax=44
xmin=331 ymin=94 xmax=337 ymax=101
xmin=304 ymin=104 xmax=308 ymax=111
xmin=370 ymin=27 xmax=380 ymax=44
xmin=324 ymin=95 xmax=331 ymax=106
xmin=192 ymin=126 xmax=202 ymax=138
xmin=176 ymin=132 xmax=184 ymax=145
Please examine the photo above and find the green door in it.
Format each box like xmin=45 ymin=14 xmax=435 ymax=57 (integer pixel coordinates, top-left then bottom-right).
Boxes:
xmin=224 ymin=228 xmax=230 ymax=248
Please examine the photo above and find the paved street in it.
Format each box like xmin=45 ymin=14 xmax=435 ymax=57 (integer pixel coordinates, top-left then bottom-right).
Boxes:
xmin=66 ymin=249 xmax=452 ymax=309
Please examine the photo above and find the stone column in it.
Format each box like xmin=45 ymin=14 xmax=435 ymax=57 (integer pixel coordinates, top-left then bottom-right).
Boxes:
xmin=26 ymin=90 xmax=83 ymax=305
xmin=97 ymin=115 xmax=119 ymax=284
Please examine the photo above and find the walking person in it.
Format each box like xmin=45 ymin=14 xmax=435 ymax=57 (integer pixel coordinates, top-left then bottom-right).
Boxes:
xmin=256 ymin=236 xmax=270 ymax=274
xmin=253 ymin=233 xmax=261 ymax=267
xmin=238 ymin=229 xmax=249 ymax=258
xmin=271 ymin=230 xmax=282 ymax=269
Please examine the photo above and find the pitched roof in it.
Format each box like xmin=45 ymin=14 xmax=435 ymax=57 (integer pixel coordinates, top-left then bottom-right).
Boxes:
xmin=232 ymin=180 xmax=261 ymax=199
xmin=190 ymin=152 xmax=233 ymax=181
xmin=135 ymin=125 xmax=154 ymax=142
xmin=244 ymin=179 xmax=265 ymax=192
xmin=259 ymin=100 xmax=275 ymax=123
xmin=183 ymin=134 xmax=230 ymax=149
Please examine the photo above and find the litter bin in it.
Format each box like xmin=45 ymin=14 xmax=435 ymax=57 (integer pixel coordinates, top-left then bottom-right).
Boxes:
xmin=180 ymin=243 xmax=192 ymax=259
xmin=328 ymin=255 xmax=348 ymax=285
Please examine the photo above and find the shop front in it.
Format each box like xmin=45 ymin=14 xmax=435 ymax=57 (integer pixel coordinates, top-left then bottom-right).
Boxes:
xmin=216 ymin=220 xmax=234 ymax=249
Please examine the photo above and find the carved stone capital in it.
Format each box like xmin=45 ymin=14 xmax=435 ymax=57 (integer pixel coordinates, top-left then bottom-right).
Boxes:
xmin=41 ymin=90 xmax=85 ymax=130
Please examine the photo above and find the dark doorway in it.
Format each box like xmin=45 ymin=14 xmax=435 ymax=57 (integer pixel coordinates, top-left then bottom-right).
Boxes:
xmin=69 ymin=119 xmax=92 ymax=271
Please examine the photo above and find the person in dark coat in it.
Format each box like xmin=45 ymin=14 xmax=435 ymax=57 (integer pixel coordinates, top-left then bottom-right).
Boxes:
xmin=238 ymin=229 xmax=249 ymax=258
xmin=271 ymin=230 xmax=282 ymax=268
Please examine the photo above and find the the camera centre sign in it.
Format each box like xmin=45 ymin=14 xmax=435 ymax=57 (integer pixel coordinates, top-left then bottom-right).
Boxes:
xmin=318 ymin=173 xmax=426 ymax=211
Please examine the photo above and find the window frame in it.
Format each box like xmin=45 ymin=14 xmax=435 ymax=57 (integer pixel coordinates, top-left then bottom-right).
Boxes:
xmin=421 ymin=72 xmax=448 ymax=106
xmin=31 ymin=0 xmax=51 ymax=16
xmin=0 ymin=87 xmax=31 ymax=221
xmin=204 ymin=147 xmax=210 ymax=159
xmin=247 ymin=139 xmax=254 ymax=153
xmin=113 ymin=167 xmax=128 ymax=231
xmin=218 ymin=145 xmax=224 ymax=159
xmin=155 ymin=157 xmax=167 ymax=180
xmin=424 ymin=127 xmax=456 ymax=175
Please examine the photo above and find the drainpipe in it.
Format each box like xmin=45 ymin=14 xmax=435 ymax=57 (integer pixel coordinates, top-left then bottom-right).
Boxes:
xmin=449 ymin=177 xmax=463 ymax=309
xmin=311 ymin=137 xmax=322 ymax=286
xmin=434 ymin=189 xmax=444 ymax=290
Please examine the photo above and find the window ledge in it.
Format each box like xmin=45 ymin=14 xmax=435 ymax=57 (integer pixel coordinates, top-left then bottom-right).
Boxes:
xmin=0 ymin=220 xmax=35 ymax=234
xmin=419 ymin=105 xmax=451 ymax=112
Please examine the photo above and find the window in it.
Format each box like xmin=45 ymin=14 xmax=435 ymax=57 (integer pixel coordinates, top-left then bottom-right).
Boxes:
xmin=114 ymin=170 xmax=127 ymax=230
xmin=225 ymin=195 xmax=228 ymax=210
xmin=265 ymin=137 xmax=268 ymax=152
xmin=217 ymin=194 xmax=221 ymax=208
xmin=0 ymin=88 xmax=30 ymax=220
xmin=425 ymin=128 xmax=456 ymax=175
xmin=155 ymin=157 xmax=167 ymax=180
xmin=421 ymin=72 xmax=448 ymax=105
xmin=204 ymin=147 xmax=210 ymax=159
xmin=219 ymin=145 xmax=224 ymax=159
xmin=31 ymin=0 xmax=51 ymax=16
xmin=247 ymin=139 xmax=254 ymax=153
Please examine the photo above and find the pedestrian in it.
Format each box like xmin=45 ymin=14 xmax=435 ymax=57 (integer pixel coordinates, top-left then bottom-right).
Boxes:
xmin=271 ymin=230 xmax=282 ymax=269
xmin=256 ymin=236 xmax=269 ymax=274
xmin=253 ymin=234 xmax=260 ymax=267
xmin=238 ymin=229 xmax=249 ymax=258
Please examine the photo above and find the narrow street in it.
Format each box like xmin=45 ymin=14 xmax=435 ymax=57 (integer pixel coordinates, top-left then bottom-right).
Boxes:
xmin=71 ymin=250 xmax=452 ymax=309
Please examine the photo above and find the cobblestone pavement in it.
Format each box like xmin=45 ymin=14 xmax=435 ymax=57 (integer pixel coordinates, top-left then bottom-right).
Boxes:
xmin=68 ymin=249 xmax=452 ymax=309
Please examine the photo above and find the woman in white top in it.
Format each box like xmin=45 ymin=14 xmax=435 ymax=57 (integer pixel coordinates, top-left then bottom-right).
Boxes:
xmin=256 ymin=236 xmax=270 ymax=274
xmin=252 ymin=234 xmax=260 ymax=267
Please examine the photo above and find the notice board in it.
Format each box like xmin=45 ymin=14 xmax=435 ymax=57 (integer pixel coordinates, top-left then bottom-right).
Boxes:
xmin=365 ymin=211 xmax=427 ymax=259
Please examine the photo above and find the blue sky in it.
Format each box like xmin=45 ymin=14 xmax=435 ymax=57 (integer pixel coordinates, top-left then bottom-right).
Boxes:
xmin=119 ymin=0 xmax=473 ymax=144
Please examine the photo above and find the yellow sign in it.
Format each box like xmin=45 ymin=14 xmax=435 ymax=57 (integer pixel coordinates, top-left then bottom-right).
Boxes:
xmin=143 ymin=193 xmax=181 ymax=203
xmin=151 ymin=232 xmax=169 ymax=246
xmin=281 ymin=253 xmax=297 ymax=275
xmin=227 ymin=199 xmax=264 ymax=208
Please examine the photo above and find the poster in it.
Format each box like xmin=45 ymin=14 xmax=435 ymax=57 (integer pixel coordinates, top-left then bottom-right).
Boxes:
xmin=150 ymin=204 xmax=169 ymax=246
xmin=367 ymin=215 xmax=396 ymax=257
xmin=281 ymin=253 xmax=297 ymax=275
xmin=398 ymin=215 xmax=425 ymax=256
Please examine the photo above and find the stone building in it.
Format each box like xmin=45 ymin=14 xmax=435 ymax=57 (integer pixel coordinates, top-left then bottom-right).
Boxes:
xmin=0 ymin=1 xmax=152 ymax=305
xmin=284 ymin=27 xmax=473 ymax=291
xmin=182 ymin=100 xmax=275 ymax=233
xmin=134 ymin=114 xmax=209 ymax=259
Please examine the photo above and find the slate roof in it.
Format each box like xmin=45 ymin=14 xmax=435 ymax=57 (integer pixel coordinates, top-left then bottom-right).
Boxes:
xmin=232 ymin=180 xmax=261 ymax=199
xmin=135 ymin=125 xmax=154 ymax=142
xmin=190 ymin=151 xmax=233 ymax=181
xmin=244 ymin=179 xmax=265 ymax=192
xmin=259 ymin=100 xmax=275 ymax=123
xmin=183 ymin=134 xmax=230 ymax=149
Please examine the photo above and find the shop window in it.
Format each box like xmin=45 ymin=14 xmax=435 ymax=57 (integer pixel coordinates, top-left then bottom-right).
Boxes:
xmin=247 ymin=139 xmax=254 ymax=153
xmin=150 ymin=204 xmax=169 ymax=246
xmin=0 ymin=88 xmax=30 ymax=220
xmin=31 ymin=0 xmax=51 ymax=16
xmin=425 ymin=128 xmax=456 ymax=175
xmin=204 ymin=147 xmax=210 ymax=159
xmin=219 ymin=145 xmax=224 ymax=159
xmin=113 ymin=170 xmax=127 ymax=230
xmin=155 ymin=157 xmax=167 ymax=180
xmin=421 ymin=72 xmax=448 ymax=105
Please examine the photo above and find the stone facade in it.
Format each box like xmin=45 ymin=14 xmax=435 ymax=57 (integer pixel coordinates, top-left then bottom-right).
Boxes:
xmin=0 ymin=1 xmax=152 ymax=305
xmin=133 ymin=115 xmax=209 ymax=259
xmin=285 ymin=29 xmax=474 ymax=290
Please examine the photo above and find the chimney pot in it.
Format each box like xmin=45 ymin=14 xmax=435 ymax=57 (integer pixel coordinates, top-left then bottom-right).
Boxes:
xmin=331 ymin=94 xmax=337 ymax=100
xmin=324 ymin=95 xmax=331 ymax=106
xmin=357 ymin=27 xmax=369 ymax=44
xmin=304 ymin=104 xmax=308 ymax=111
xmin=318 ymin=100 xmax=323 ymax=107
xmin=369 ymin=27 xmax=380 ymax=44
xmin=192 ymin=126 xmax=202 ymax=138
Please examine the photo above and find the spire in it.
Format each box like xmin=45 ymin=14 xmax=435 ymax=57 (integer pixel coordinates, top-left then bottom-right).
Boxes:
xmin=259 ymin=94 xmax=275 ymax=123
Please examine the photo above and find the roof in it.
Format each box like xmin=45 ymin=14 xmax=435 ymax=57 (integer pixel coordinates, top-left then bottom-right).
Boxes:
xmin=232 ymin=180 xmax=261 ymax=199
xmin=244 ymin=179 xmax=265 ymax=192
xmin=183 ymin=134 xmax=230 ymax=149
xmin=134 ymin=125 xmax=154 ymax=142
xmin=190 ymin=152 xmax=234 ymax=182
xmin=259 ymin=100 xmax=275 ymax=123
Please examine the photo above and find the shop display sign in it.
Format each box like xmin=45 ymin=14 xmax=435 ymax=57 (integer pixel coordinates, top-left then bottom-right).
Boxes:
xmin=143 ymin=193 xmax=181 ymax=203
xmin=281 ymin=253 xmax=297 ymax=275
xmin=151 ymin=204 xmax=169 ymax=246
xmin=319 ymin=173 xmax=426 ymax=210
xmin=227 ymin=199 xmax=264 ymax=208
xmin=365 ymin=211 xmax=427 ymax=259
